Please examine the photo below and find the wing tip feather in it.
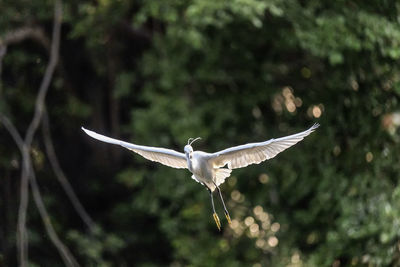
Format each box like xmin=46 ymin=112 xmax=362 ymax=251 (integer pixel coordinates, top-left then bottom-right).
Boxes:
xmin=81 ymin=126 xmax=92 ymax=136
xmin=81 ymin=127 xmax=101 ymax=141
xmin=310 ymin=123 xmax=320 ymax=131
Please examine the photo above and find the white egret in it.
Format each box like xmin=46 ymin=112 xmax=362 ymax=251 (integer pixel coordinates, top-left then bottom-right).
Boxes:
xmin=82 ymin=123 xmax=319 ymax=230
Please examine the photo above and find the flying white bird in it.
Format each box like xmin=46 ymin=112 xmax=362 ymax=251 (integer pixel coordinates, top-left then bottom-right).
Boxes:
xmin=82 ymin=123 xmax=319 ymax=230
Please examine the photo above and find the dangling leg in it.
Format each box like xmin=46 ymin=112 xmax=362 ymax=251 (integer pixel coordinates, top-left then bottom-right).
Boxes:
xmin=208 ymin=188 xmax=221 ymax=231
xmin=214 ymin=183 xmax=232 ymax=225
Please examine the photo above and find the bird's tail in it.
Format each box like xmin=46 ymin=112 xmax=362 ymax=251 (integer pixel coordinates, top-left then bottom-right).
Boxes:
xmin=215 ymin=168 xmax=232 ymax=186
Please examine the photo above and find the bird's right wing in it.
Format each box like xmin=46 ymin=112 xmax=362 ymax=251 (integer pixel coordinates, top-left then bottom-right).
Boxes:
xmin=82 ymin=127 xmax=187 ymax=169
xmin=208 ymin=123 xmax=319 ymax=169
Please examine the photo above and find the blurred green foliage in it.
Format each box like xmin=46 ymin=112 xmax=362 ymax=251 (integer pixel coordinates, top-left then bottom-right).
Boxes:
xmin=1 ymin=0 xmax=400 ymax=266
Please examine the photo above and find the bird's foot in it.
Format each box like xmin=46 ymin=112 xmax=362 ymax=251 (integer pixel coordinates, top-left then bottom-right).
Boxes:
xmin=213 ymin=212 xmax=221 ymax=231
xmin=224 ymin=211 xmax=232 ymax=225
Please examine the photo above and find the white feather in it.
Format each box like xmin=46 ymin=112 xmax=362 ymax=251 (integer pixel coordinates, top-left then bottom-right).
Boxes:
xmin=208 ymin=123 xmax=319 ymax=169
xmin=215 ymin=168 xmax=232 ymax=186
xmin=81 ymin=127 xmax=187 ymax=169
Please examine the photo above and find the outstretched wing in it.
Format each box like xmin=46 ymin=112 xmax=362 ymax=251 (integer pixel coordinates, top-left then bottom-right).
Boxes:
xmin=208 ymin=123 xmax=319 ymax=169
xmin=82 ymin=127 xmax=187 ymax=169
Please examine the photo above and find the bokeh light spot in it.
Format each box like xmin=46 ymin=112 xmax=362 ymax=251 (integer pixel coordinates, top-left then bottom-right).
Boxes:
xmin=366 ymin=152 xmax=373 ymax=162
xmin=294 ymin=97 xmax=303 ymax=107
xmin=307 ymin=232 xmax=318 ymax=244
xmin=262 ymin=221 xmax=271 ymax=230
xmin=250 ymin=223 xmax=259 ymax=234
xmin=333 ymin=145 xmax=341 ymax=156
xmin=268 ymin=236 xmax=278 ymax=247
xmin=228 ymin=176 xmax=237 ymax=186
xmin=351 ymin=79 xmax=359 ymax=91
xmin=312 ymin=106 xmax=322 ymax=118
xmin=271 ymin=222 xmax=280 ymax=232
xmin=231 ymin=190 xmax=241 ymax=201
xmin=291 ymin=253 xmax=300 ymax=264
xmin=286 ymin=101 xmax=296 ymax=113
xmin=252 ymin=106 xmax=262 ymax=119
xmin=231 ymin=219 xmax=239 ymax=229
xmin=259 ymin=173 xmax=269 ymax=184
xmin=301 ymin=67 xmax=311 ymax=78
xmin=245 ymin=216 xmax=255 ymax=226
xmin=256 ymin=239 xmax=265 ymax=248
xmin=253 ymin=205 xmax=263 ymax=216
xmin=260 ymin=212 xmax=270 ymax=222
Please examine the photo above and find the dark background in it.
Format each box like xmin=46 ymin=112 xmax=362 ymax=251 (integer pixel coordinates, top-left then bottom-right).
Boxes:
xmin=1 ymin=0 xmax=400 ymax=266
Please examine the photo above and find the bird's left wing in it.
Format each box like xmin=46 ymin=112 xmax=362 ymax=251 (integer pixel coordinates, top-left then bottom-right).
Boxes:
xmin=208 ymin=123 xmax=319 ymax=169
xmin=82 ymin=127 xmax=187 ymax=169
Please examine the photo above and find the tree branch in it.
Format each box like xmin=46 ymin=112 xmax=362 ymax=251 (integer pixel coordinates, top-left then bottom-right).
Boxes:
xmin=29 ymin=165 xmax=79 ymax=267
xmin=0 ymin=114 xmax=24 ymax=148
xmin=0 ymin=26 xmax=49 ymax=49
xmin=42 ymin=110 xmax=95 ymax=230
xmin=0 ymin=45 xmax=6 ymax=78
xmin=0 ymin=114 xmax=79 ymax=267
xmin=15 ymin=1 xmax=64 ymax=266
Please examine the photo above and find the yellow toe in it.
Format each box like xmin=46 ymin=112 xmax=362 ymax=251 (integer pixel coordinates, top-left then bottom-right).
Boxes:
xmin=225 ymin=212 xmax=232 ymax=225
xmin=213 ymin=213 xmax=221 ymax=231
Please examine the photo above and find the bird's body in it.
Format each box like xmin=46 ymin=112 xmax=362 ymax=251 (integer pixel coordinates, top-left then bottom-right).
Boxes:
xmin=188 ymin=151 xmax=212 ymax=185
xmin=82 ymin=123 xmax=319 ymax=230
xmin=187 ymin=151 xmax=228 ymax=191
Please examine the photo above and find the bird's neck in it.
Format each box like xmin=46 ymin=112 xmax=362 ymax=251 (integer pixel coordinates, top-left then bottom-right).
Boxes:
xmin=187 ymin=156 xmax=193 ymax=172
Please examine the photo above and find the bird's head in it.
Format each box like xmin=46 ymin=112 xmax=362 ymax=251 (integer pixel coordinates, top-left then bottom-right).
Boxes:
xmin=184 ymin=137 xmax=201 ymax=159
xmin=184 ymin=145 xmax=193 ymax=155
